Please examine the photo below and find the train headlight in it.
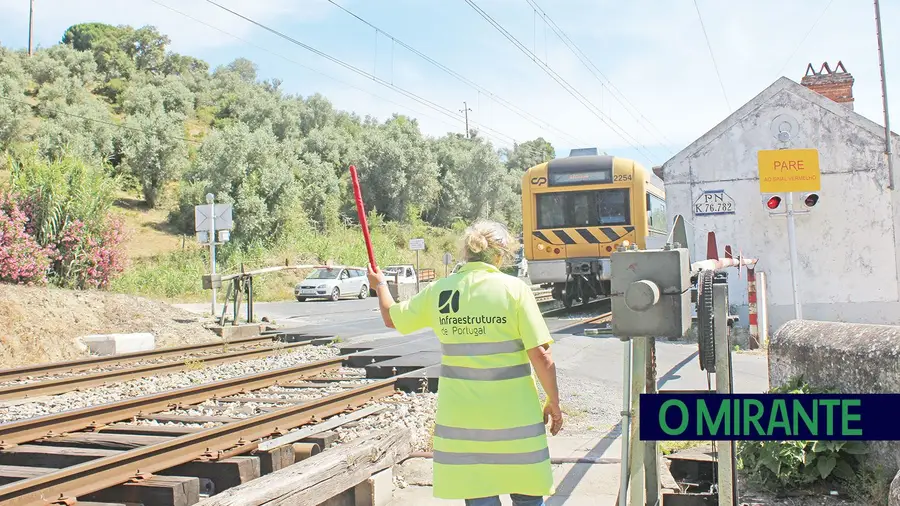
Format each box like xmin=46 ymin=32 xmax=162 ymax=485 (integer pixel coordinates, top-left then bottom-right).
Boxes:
xmin=622 ymin=240 xmax=630 ymax=248
xmin=537 ymin=244 xmax=545 ymax=251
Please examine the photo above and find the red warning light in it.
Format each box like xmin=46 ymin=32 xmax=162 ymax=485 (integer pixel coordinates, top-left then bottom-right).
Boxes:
xmin=766 ymin=196 xmax=782 ymax=210
xmin=554 ymin=248 xmax=561 ymax=254
xmin=803 ymin=193 xmax=819 ymax=207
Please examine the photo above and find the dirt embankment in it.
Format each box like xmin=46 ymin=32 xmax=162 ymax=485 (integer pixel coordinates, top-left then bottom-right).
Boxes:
xmin=0 ymin=284 xmax=218 ymax=368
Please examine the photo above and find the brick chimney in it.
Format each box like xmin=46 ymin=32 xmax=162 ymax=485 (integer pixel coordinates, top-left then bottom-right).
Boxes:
xmin=800 ymin=61 xmax=854 ymax=110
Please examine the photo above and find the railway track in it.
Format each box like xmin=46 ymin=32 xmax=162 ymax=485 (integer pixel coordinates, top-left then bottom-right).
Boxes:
xmin=0 ymin=354 xmax=397 ymax=505
xmin=0 ymin=292 xmax=609 ymax=504
xmin=0 ymin=334 xmax=286 ymax=385
xmin=0 ymin=339 xmax=324 ymax=402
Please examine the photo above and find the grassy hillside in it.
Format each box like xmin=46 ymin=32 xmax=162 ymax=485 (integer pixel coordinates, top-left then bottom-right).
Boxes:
xmin=107 ymin=190 xmax=462 ymax=304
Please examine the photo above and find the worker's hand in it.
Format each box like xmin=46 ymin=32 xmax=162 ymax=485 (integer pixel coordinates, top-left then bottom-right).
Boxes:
xmin=543 ymin=401 xmax=564 ymax=436
xmin=367 ymin=263 xmax=386 ymax=289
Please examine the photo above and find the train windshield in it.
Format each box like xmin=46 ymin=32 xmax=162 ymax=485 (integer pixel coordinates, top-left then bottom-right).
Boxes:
xmin=536 ymin=189 xmax=630 ymax=229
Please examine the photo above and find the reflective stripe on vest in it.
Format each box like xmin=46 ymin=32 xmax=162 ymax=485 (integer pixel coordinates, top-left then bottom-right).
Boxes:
xmin=441 ymin=363 xmax=531 ymax=381
xmin=433 ymin=447 xmax=551 ymax=466
xmin=441 ymin=340 xmax=525 ymax=356
xmin=434 ymin=422 xmax=546 ymax=441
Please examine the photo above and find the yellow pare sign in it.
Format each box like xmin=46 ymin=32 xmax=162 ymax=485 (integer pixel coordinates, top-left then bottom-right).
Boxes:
xmin=757 ymin=148 xmax=821 ymax=193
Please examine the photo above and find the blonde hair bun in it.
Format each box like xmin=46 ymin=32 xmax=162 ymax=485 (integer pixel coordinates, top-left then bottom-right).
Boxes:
xmin=460 ymin=220 xmax=515 ymax=266
xmin=465 ymin=231 xmax=489 ymax=254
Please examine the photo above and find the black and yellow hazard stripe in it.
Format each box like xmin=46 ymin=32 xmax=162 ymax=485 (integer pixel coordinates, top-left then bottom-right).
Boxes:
xmin=533 ymin=227 xmax=635 ymax=245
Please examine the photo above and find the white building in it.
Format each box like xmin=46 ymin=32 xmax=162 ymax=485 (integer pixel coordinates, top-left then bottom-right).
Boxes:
xmin=659 ymin=63 xmax=900 ymax=337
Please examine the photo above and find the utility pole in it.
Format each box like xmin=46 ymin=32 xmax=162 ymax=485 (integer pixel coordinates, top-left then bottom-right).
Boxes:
xmin=874 ymin=0 xmax=895 ymax=190
xmin=460 ymin=101 xmax=472 ymax=138
xmin=206 ymin=193 xmax=217 ymax=317
xmin=28 ymin=0 xmax=34 ymax=56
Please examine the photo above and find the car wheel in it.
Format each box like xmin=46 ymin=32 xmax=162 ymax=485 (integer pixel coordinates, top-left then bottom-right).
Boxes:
xmin=358 ymin=285 xmax=368 ymax=299
xmin=296 ymin=297 xmax=306 ymax=302
xmin=330 ymin=287 xmax=340 ymax=302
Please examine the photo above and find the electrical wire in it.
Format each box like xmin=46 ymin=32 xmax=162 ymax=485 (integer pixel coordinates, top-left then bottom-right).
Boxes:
xmin=203 ymin=0 xmax=519 ymax=146
xmin=692 ymin=0 xmax=731 ymax=112
xmin=774 ymin=0 xmax=836 ymax=79
xmin=324 ymin=0 xmax=591 ymax=147
xmin=525 ymin=0 xmax=676 ymax=156
xmin=147 ymin=0 xmax=470 ymax=136
xmin=462 ymin=0 xmax=657 ymax=166
xmin=0 ymin=95 xmax=202 ymax=144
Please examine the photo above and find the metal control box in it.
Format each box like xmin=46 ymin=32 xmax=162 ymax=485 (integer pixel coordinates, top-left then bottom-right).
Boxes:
xmin=610 ymin=247 xmax=692 ymax=338
xmin=202 ymin=274 xmax=222 ymax=290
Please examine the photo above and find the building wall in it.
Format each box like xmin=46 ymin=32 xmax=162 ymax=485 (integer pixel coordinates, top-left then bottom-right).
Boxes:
xmin=663 ymin=83 xmax=900 ymax=335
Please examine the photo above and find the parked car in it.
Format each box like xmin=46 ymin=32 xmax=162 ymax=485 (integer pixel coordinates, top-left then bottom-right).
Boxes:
xmin=295 ymin=266 xmax=369 ymax=302
xmin=383 ymin=265 xmax=436 ymax=284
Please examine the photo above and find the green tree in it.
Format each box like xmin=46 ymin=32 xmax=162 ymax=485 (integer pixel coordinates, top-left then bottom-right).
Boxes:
xmin=502 ymin=137 xmax=555 ymax=173
xmin=356 ymin=115 xmax=440 ymax=222
xmin=176 ymin=123 xmax=305 ymax=244
xmin=121 ymin=111 xmax=188 ymax=207
xmin=429 ymin=134 xmax=519 ymax=227
xmin=0 ymin=48 xmax=29 ymax=151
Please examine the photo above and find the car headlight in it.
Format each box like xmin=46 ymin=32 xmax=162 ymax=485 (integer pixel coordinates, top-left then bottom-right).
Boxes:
xmin=317 ymin=284 xmax=326 ymax=289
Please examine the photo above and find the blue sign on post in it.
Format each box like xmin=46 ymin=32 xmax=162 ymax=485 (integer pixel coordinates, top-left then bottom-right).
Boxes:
xmin=693 ymin=189 xmax=736 ymax=216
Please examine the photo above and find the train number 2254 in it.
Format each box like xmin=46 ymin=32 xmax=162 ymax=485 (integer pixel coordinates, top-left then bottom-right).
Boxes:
xmin=613 ymin=174 xmax=632 ymax=182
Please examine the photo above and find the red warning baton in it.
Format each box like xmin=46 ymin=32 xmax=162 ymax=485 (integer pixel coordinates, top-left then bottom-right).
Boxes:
xmin=349 ymin=165 xmax=377 ymax=270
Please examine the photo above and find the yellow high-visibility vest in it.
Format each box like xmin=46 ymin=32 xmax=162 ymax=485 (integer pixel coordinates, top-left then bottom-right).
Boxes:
xmin=389 ymin=261 xmax=554 ymax=499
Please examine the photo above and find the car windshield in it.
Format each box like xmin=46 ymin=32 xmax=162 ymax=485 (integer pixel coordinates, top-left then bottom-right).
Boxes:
xmin=384 ymin=266 xmax=404 ymax=275
xmin=305 ymin=268 xmax=340 ymax=280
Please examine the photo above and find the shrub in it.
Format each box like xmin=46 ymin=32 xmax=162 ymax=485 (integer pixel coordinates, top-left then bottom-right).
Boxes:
xmin=5 ymin=152 xmax=127 ymax=289
xmin=0 ymin=192 xmax=53 ymax=285
xmin=736 ymin=377 xmax=868 ymax=491
xmin=52 ymin=217 xmax=127 ymax=289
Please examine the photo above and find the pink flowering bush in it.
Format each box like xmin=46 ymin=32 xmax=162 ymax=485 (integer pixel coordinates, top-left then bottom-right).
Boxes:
xmin=52 ymin=217 xmax=128 ymax=289
xmin=0 ymin=192 xmax=53 ymax=285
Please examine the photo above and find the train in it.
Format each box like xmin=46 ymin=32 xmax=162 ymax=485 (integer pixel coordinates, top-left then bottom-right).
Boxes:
xmin=521 ymin=148 xmax=667 ymax=307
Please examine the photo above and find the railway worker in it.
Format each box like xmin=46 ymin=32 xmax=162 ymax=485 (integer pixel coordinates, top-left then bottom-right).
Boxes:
xmin=367 ymin=219 xmax=563 ymax=506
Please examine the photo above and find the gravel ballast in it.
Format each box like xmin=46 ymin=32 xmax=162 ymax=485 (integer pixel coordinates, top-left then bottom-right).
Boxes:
xmin=0 ymin=345 xmax=340 ymax=423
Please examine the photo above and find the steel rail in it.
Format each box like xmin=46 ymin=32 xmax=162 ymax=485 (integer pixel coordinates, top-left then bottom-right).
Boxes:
xmin=0 ymin=334 xmax=278 ymax=383
xmin=0 ymin=355 xmax=345 ymax=446
xmin=0 ymin=341 xmax=314 ymax=401
xmin=0 ymin=378 xmax=398 ymax=505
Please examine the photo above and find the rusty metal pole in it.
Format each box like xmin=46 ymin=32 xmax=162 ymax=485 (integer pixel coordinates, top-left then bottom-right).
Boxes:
xmin=27 ymin=0 xmax=34 ymax=56
xmin=644 ymin=337 xmax=659 ymax=506
xmin=874 ymin=0 xmax=895 ymax=190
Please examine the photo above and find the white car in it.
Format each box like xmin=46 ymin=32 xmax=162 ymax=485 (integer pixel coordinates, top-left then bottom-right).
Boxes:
xmin=295 ymin=266 xmax=369 ymax=302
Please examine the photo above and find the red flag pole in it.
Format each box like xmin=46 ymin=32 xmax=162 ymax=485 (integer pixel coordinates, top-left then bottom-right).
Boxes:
xmin=349 ymin=165 xmax=377 ymax=270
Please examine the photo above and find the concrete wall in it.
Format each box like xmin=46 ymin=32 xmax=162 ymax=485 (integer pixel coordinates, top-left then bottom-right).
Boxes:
xmin=769 ymin=319 xmax=900 ymax=475
xmin=662 ymin=78 xmax=900 ymax=335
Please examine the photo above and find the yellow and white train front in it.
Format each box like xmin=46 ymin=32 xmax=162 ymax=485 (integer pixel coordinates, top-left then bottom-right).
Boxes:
xmin=521 ymin=153 xmax=666 ymax=305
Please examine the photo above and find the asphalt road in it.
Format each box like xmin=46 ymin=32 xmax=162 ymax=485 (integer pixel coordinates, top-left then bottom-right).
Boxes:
xmin=177 ymin=297 xmax=769 ymax=394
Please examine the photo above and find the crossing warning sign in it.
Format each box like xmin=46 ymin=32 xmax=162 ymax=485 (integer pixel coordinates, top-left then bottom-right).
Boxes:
xmin=757 ymin=148 xmax=821 ymax=193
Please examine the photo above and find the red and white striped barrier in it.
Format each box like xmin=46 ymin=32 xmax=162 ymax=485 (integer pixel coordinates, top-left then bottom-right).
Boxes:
xmin=748 ymin=267 xmax=760 ymax=349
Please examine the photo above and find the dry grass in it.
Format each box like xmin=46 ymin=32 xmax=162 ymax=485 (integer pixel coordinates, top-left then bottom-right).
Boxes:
xmin=0 ymin=283 xmax=218 ymax=368
xmin=113 ymin=192 xmax=198 ymax=259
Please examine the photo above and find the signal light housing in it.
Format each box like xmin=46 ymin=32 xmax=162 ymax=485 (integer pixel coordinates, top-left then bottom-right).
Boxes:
xmin=803 ymin=193 xmax=819 ymax=207
xmin=766 ymin=196 xmax=782 ymax=210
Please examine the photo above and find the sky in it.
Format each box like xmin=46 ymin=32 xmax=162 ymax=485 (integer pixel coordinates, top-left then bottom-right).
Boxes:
xmin=0 ymin=0 xmax=897 ymax=168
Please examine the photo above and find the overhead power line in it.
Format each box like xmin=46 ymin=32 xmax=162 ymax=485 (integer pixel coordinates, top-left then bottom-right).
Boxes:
xmin=0 ymin=95 xmax=202 ymax=144
xmin=203 ymin=0 xmax=519 ymax=146
xmin=324 ymin=0 xmax=591 ymax=147
xmin=462 ymin=0 xmax=657 ymax=166
xmin=524 ymin=0 xmax=676 ymax=155
xmin=148 ymin=0 xmax=473 ymax=138
xmin=692 ymin=0 xmax=731 ymax=112
xmin=775 ymin=0 xmax=836 ymax=79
